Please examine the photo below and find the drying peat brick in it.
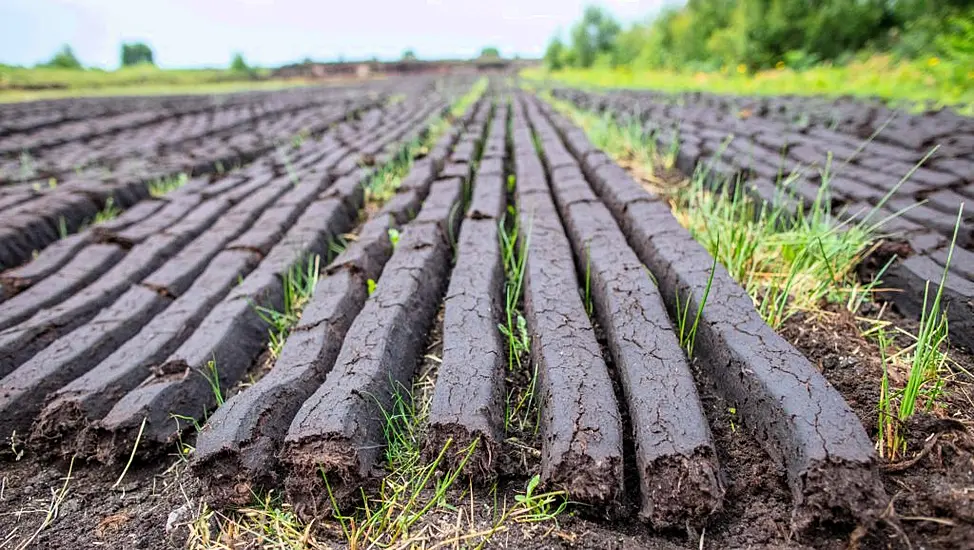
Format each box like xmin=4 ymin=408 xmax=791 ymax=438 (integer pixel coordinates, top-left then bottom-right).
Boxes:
xmin=89 ymin=198 xmax=165 ymax=239
xmin=576 ymin=148 xmax=883 ymax=531
xmin=928 ymin=244 xmax=974 ymax=280
xmin=562 ymin=199 xmax=723 ymax=527
xmin=281 ymin=178 xmax=463 ymax=517
xmin=191 ymin=268 xmax=367 ymax=503
xmin=886 ymin=254 xmax=974 ymax=351
xmin=0 ymin=197 xmax=232 ymax=377
xmin=5 ymin=177 xmax=325 ymax=445
xmin=515 ymin=190 xmax=624 ymax=511
xmin=426 ymin=169 xmax=507 ymax=479
xmin=0 ymin=228 xmax=32 ymax=273
xmin=190 ymin=116 xmax=474 ymax=503
xmin=5 ymin=231 xmax=91 ymax=295
xmin=92 ymin=184 xmax=360 ymax=461
xmin=30 ymin=249 xmax=261 ymax=455
xmin=535 ymin=95 xmax=885 ymax=530
xmin=106 ymin=196 xmax=202 ymax=246
xmin=0 ymin=243 xmax=124 ymax=332
xmin=511 ymin=100 xmax=624 ymax=512
xmin=531 ymin=144 xmax=722 ymax=525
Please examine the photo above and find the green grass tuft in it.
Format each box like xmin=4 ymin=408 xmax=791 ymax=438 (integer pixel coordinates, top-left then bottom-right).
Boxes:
xmin=148 ymin=173 xmax=189 ymax=198
xmin=253 ymin=254 xmax=321 ymax=359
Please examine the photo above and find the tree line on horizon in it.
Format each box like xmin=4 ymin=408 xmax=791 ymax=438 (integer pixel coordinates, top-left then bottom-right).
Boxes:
xmin=32 ymin=44 xmax=506 ymax=73
xmin=36 ymin=42 xmax=257 ymax=74
xmin=544 ymin=0 xmax=974 ymax=72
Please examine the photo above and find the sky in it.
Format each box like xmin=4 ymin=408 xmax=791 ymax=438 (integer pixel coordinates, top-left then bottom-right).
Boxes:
xmin=0 ymin=0 xmax=670 ymax=69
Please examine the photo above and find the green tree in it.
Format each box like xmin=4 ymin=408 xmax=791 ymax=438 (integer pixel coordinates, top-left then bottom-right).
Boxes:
xmin=547 ymin=0 xmax=967 ymax=73
xmin=544 ymin=36 xmax=566 ymax=71
xmin=479 ymin=46 xmax=501 ymax=58
xmin=43 ymin=45 xmax=82 ymax=69
xmin=121 ymin=42 xmax=154 ymax=67
xmin=230 ymin=53 xmax=248 ymax=72
xmin=568 ymin=5 xmax=621 ymax=68
xmin=402 ymin=49 xmax=417 ymax=61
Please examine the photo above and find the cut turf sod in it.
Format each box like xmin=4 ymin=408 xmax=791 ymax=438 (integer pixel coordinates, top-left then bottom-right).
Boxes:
xmin=425 ymin=102 xmax=508 ymax=480
xmin=281 ymin=176 xmax=467 ymax=517
xmin=525 ymin=99 xmax=723 ymax=528
xmin=532 ymin=92 xmax=885 ymax=532
xmin=89 ymin=172 xmax=364 ymax=460
xmin=509 ymin=95 xmax=624 ymax=512
xmin=189 ymin=101 xmax=485 ymax=504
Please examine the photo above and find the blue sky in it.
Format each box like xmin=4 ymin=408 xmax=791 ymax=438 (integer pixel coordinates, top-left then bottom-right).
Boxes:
xmin=0 ymin=0 xmax=669 ymax=69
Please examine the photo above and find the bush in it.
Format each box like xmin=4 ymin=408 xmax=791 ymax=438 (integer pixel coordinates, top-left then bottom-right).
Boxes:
xmin=121 ymin=43 xmax=154 ymax=67
xmin=230 ymin=52 xmax=255 ymax=76
xmin=42 ymin=45 xmax=82 ymax=70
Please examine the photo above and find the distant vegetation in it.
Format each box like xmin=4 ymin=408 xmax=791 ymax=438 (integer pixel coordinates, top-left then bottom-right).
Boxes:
xmin=40 ymin=45 xmax=83 ymax=70
xmin=120 ymin=42 xmax=155 ymax=67
xmin=479 ymin=47 xmax=501 ymax=59
xmin=0 ymin=64 xmax=282 ymax=103
xmin=229 ymin=52 xmax=259 ymax=78
xmin=546 ymin=1 xmax=974 ymax=72
xmin=0 ymin=42 xmax=279 ymax=101
xmin=537 ymin=1 xmax=974 ymax=108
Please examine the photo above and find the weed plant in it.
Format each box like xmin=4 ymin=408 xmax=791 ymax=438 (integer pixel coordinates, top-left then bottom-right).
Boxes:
xmin=148 ymin=173 xmax=189 ymax=198
xmin=253 ymin=254 xmax=321 ymax=359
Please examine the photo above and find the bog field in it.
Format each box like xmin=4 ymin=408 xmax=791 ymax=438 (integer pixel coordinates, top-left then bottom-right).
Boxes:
xmin=0 ymin=72 xmax=971 ymax=550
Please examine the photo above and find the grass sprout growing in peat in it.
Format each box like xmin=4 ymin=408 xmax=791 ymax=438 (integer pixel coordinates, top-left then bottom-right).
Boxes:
xmin=541 ymin=92 xmax=886 ymax=328
xmin=877 ymin=207 xmax=963 ymax=460
xmin=148 ymin=172 xmax=189 ymax=198
xmin=253 ymin=254 xmax=321 ymax=359
xmin=673 ymin=170 xmax=882 ymax=328
xmin=92 ymin=196 xmax=121 ymax=224
xmin=198 ymin=358 xmax=224 ymax=407
xmin=326 ymin=380 xmax=478 ymax=548
xmin=498 ymin=211 xmax=530 ymax=372
xmin=498 ymin=210 xmax=539 ymax=435
xmin=674 ymin=237 xmax=718 ymax=356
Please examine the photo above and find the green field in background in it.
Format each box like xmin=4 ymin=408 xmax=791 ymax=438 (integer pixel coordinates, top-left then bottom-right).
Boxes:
xmin=0 ymin=65 xmax=320 ymax=102
xmin=524 ymin=55 xmax=974 ymax=113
